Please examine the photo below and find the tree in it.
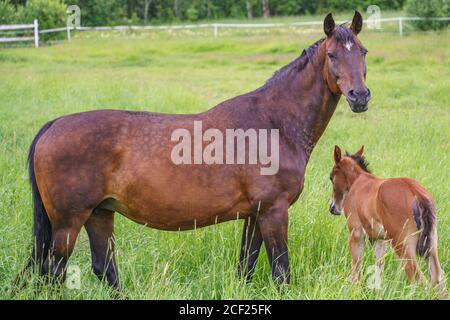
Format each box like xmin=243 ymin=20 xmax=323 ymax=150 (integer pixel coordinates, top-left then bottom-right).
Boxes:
xmin=143 ymin=0 xmax=151 ymax=24
xmin=262 ymin=0 xmax=269 ymax=18
xmin=246 ymin=0 xmax=253 ymax=19
xmin=174 ymin=0 xmax=182 ymax=18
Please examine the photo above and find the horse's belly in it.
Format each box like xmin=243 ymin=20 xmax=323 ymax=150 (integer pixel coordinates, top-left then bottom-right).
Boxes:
xmin=107 ymin=182 xmax=253 ymax=231
xmin=116 ymin=199 xmax=252 ymax=231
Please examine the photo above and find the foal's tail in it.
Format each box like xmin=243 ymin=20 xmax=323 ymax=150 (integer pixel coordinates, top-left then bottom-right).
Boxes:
xmin=412 ymin=195 xmax=436 ymax=258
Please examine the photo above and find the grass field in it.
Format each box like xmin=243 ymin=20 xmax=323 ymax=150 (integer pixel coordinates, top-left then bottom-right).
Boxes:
xmin=0 ymin=20 xmax=449 ymax=299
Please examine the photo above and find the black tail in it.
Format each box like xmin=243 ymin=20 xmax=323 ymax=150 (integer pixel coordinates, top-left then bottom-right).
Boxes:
xmin=27 ymin=120 xmax=56 ymax=272
xmin=412 ymin=196 xmax=436 ymax=258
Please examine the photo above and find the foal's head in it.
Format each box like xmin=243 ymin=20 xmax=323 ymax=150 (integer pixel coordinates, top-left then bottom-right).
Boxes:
xmin=323 ymin=12 xmax=371 ymax=113
xmin=328 ymin=145 xmax=369 ymax=215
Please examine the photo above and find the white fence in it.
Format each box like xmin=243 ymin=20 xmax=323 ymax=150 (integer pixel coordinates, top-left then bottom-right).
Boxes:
xmin=0 ymin=19 xmax=39 ymax=47
xmin=0 ymin=16 xmax=448 ymax=48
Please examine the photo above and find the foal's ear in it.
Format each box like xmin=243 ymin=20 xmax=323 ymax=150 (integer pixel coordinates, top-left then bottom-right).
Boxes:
xmin=324 ymin=13 xmax=335 ymax=37
xmin=355 ymin=145 xmax=364 ymax=157
xmin=334 ymin=145 xmax=342 ymax=164
xmin=350 ymin=11 xmax=363 ymax=35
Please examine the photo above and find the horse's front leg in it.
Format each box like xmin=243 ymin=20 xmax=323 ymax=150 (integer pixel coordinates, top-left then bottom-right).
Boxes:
xmin=258 ymin=197 xmax=290 ymax=285
xmin=349 ymin=228 xmax=365 ymax=284
xmin=238 ymin=216 xmax=263 ymax=282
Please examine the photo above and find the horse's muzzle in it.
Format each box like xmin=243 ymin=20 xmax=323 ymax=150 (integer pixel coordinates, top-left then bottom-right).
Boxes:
xmin=347 ymin=87 xmax=371 ymax=113
xmin=329 ymin=203 xmax=341 ymax=215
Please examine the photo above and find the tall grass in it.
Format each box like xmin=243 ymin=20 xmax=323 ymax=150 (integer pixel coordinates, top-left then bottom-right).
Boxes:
xmin=0 ymin=25 xmax=448 ymax=299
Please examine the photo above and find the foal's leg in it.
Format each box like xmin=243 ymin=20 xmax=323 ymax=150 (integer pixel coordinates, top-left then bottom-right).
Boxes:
xmin=427 ymin=233 xmax=446 ymax=293
xmin=393 ymin=236 xmax=425 ymax=283
xmin=84 ymin=209 xmax=120 ymax=290
xmin=372 ymin=240 xmax=386 ymax=288
xmin=258 ymin=199 xmax=290 ymax=285
xmin=349 ymin=228 xmax=365 ymax=284
xmin=238 ymin=216 xmax=263 ymax=282
xmin=374 ymin=240 xmax=386 ymax=275
xmin=428 ymin=246 xmax=446 ymax=293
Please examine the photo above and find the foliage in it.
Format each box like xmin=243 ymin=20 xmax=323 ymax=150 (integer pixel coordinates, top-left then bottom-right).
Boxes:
xmin=1 ymin=0 xmax=444 ymax=26
xmin=405 ymin=0 xmax=449 ymax=30
xmin=0 ymin=0 xmax=18 ymax=24
xmin=18 ymin=0 xmax=66 ymax=29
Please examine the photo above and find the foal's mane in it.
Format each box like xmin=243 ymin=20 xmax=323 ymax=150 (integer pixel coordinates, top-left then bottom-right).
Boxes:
xmin=258 ymin=26 xmax=355 ymax=91
xmin=346 ymin=151 xmax=371 ymax=173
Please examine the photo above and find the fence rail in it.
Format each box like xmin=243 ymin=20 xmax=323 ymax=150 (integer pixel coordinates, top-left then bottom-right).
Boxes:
xmin=0 ymin=16 xmax=448 ymax=48
xmin=0 ymin=19 xmax=38 ymax=47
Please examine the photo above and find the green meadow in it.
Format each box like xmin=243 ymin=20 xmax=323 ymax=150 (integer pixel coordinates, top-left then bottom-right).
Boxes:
xmin=0 ymin=20 xmax=448 ymax=299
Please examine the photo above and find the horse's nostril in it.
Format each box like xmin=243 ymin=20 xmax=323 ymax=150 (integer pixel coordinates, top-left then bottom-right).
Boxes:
xmin=347 ymin=89 xmax=356 ymax=101
xmin=355 ymin=87 xmax=368 ymax=97
xmin=329 ymin=204 xmax=336 ymax=214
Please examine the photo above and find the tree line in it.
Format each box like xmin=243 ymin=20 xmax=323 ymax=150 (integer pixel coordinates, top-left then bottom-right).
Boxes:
xmin=1 ymin=0 xmax=447 ymax=31
xmin=2 ymin=0 xmax=407 ymax=26
xmin=72 ymin=0 xmax=406 ymax=25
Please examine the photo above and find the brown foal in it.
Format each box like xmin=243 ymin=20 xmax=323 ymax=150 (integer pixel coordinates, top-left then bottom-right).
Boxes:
xmin=329 ymin=146 xmax=446 ymax=292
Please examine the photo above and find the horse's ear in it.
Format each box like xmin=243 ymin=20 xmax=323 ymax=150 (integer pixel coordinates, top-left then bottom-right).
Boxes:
xmin=355 ymin=145 xmax=364 ymax=157
xmin=324 ymin=13 xmax=335 ymax=37
xmin=334 ymin=145 xmax=342 ymax=164
xmin=350 ymin=11 xmax=363 ymax=35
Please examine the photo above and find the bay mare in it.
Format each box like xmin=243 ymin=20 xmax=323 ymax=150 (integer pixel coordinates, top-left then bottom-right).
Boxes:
xmin=329 ymin=146 xmax=446 ymax=293
xmin=19 ymin=12 xmax=370 ymax=290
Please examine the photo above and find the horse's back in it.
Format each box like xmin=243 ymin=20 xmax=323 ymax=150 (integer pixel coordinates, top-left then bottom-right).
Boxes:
xmin=376 ymin=177 xmax=433 ymax=239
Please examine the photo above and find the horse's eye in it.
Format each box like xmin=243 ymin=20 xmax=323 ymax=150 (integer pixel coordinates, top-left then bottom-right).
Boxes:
xmin=327 ymin=52 xmax=336 ymax=60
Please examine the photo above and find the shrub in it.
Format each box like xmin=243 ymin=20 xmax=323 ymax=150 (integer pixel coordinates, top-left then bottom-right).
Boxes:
xmin=19 ymin=0 xmax=66 ymax=30
xmin=186 ymin=5 xmax=199 ymax=21
xmin=0 ymin=0 xmax=17 ymax=24
xmin=406 ymin=0 xmax=449 ymax=30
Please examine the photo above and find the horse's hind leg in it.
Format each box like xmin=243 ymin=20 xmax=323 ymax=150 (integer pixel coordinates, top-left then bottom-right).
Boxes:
xmin=427 ymin=236 xmax=446 ymax=293
xmin=42 ymin=211 xmax=90 ymax=282
xmin=393 ymin=236 xmax=425 ymax=283
xmin=84 ymin=208 xmax=120 ymax=290
xmin=374 ymin=240 xmax=386 ymax=282
xmin=238 ymin=216 xmax=263 ymax=282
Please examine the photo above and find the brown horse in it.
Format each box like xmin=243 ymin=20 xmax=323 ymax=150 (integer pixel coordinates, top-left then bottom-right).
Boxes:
xmin=329 ymin=146 xmax=446 ymax=292
xmin=22 ymin=12 xmax=370 ymax=290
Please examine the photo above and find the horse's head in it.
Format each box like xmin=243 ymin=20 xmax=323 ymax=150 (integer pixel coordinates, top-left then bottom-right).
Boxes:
xmin=328 ymin=145 xmax=366 ymax=215
xmin=323 ymin=12 xmax=371 ymax=113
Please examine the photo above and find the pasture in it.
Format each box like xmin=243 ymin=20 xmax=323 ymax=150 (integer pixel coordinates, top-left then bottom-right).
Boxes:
xmin=0 ymin=22 xmax=448 ymax=299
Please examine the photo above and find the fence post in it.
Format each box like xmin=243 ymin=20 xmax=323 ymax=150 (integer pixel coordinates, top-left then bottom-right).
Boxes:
xmin=33 ymin=19 xmax=39 ymax=48
xmin=213 ymin=23 xmax=218 ymax=38
xmin=67 ymin=26 xmax=71 ymax=42
xmin=399 ymin=17 xmax=403 ymax=36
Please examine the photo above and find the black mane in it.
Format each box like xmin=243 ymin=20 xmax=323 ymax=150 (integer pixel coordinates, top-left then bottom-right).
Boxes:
xmin=261 ymin=38 xmax=324 ymax=88
xmin=258 ymin=26 xmax=356 ymax=90
xmin=346 ymin=151 xmax=371 ymax=173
